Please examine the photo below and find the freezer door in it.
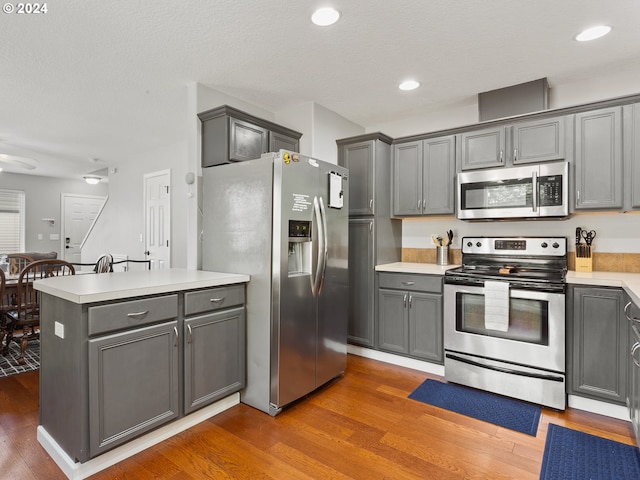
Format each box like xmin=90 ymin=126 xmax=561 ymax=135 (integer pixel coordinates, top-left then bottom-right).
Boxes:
xmin=270 ymin=153 xmax=322 ymax=409
xmin=317 ymin=163 xmax=349 ymax=386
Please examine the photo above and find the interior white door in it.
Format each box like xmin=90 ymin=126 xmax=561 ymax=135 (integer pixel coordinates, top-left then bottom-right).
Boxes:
xmin=61 ymin=194 xmax=107 ymax=265
xmin=144 ymin=170 xmax=171 ymax=269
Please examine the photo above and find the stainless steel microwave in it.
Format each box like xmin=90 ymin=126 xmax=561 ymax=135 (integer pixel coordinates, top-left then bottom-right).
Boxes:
xmin=456 ymin=162 xmax=569 ymax=220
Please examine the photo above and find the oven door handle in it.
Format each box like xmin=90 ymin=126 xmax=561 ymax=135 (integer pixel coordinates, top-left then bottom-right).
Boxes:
xmin=532 ymin=171 xmax=538 ymax=213
xmin=445 ymin=353 xmax=564 ymax=382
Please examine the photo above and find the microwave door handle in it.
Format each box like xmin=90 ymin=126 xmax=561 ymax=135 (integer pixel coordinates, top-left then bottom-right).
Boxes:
xmin=531 ymin=171 xmax=538 ymax=213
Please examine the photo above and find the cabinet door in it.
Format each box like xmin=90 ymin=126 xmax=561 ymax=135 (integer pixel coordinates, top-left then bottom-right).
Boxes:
xmin=409 ymin=292 xmax=443 ymax=362
xmin=347 ymin=219 xmax=375 ymax=346
xmin=89 ymin=321 xmax=179 ymax=457
xmin=229 ymin=118 xmax=269 ymax=162
xmin=459 ymin=126 xmax=506 ymax=170
xmin=624 ymin=103 xmax=640 ymax=210
xmin=392 ymin=142 xmax=422 ymax=216
xmin=422 ymin=135 xmax=456 ymax=214
xmin=378 ymin=288 xmax=409 ymax=354
xmin=512 ymin=116 xmax=566 ymax=164
xmin=574 ymin=107 xmax=623 ymax=209
xmin=340 ymin=140 xmax=374 ymax=215
xmin=184 ymin=307 xmax=245 ymax=415
xmin=269 ymin=131 xmax=299 ymax=153
xmin=571 ymin=287 xmax=627 ymax=404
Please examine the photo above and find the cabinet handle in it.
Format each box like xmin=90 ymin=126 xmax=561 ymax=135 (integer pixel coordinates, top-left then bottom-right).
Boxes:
xmin=417 ymin=200 xmax=421 ymax=211
xmin=632 ymin=342 xmax=640 ymax=368
xmin=187 ymin=324 xmax=193 ymax=344
xmin=513 ymin=148 xmax=518 ymax=162
xmin=127 ymin=311 xmax=149 ymax=319
xmin=369 ymin=221 xmax=373 ymax=233
xmin=624 ymin=302 xmax=640 ymax=324
xmin=210 ymin=297 xmax=225 ymax=303
xmin=403 ymin=293 xmax=407 ymax=308
xmin=401 ymin=281 xmax=415 ymax=285
xmin=174 ymin=326 xmax=179 ymax=347
xmin=409 ymin=295 xmax=413 ymax=308
xmin=576 ymin=190 xmax=580 ymax=201
xmin=369 ymin=199 xmax=374 ymax=211
xmin=499 ymin=150 xmax=504 ymax=163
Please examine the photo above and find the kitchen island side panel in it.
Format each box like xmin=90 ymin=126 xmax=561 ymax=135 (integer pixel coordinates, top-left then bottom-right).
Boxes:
xmin=39 ymin=293 xmax=89 ymax=463
xmin=201 ymin=158 xmax=274 ymax=413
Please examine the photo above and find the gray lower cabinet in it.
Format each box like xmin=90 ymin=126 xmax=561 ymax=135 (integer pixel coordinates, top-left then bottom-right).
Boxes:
xmin=89 ymin=320 xmax=180 ymax=457
xmin=569 ymin=286 xmax=628 ymax=404
xmin=377 ymin=273 xmax=443 ymax=363
xmin=574 ymin=106 xmax=623 ymax=209
xmin=39 ymin=283 xmax=246 ymax=463
xmin=393 ymin=135 xmax=455 ymax=216
xmin=184 ymin=306 xmax=245 ymax=414
xmin=348 ymin=218 xmax=375 ymax=346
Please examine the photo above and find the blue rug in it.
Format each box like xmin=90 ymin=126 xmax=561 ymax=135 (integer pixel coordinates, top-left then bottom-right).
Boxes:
xmin=540 ymin=424 xmax=640 ymax=479
xmin=408 ymin=379 xmax=541 ymax=436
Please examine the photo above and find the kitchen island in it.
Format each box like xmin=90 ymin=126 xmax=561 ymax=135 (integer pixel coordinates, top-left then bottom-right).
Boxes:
xmin=34 ymin=268 xmax=249 ymax=480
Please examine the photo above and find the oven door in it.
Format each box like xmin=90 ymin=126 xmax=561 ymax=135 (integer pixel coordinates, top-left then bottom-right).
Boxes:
xmin=444 ymin=282 xmax=565 ymax=373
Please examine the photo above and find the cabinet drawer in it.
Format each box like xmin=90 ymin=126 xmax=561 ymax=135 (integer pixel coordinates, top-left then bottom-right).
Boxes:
xmin=184 ymin=285 xmax=245 ymax=316
xmin=378 ymin=273 xmax=442 ymax=293
xmin=88 ymin=294 xmax=178 ymax=336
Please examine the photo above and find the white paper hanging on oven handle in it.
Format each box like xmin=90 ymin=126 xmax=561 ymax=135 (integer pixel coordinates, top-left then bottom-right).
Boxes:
xmin=484 ymin=281 xmax=510 ymax=331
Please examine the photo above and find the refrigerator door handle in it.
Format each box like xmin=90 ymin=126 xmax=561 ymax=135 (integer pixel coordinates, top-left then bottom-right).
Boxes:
xmin=312 ymin=196 xmax=324 ymax=297
xmin=317 ymin=196 xmax=328 ymax=295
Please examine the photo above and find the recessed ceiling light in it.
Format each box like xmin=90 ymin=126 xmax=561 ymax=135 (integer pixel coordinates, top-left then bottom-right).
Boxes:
xmin=311 ymin=7 xmax=340 ymax=26
xmin=575 ymin=25 xmax=611 ymax=42
xmin=399 ymin=80 xmax=420 ymax=91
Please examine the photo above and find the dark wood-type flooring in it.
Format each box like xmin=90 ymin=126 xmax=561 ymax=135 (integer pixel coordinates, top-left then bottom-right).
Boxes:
xmin=0 ymin=354 xmax=636 ymax=479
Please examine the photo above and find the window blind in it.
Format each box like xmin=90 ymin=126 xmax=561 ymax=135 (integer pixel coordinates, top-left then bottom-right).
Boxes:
xmin=0 ymin=189 xmax=26 ymax=253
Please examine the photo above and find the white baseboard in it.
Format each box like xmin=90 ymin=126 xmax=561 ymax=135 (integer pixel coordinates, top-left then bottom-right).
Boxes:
xmin=348 ymin=346 xmax=631 ymax=422
xmin=38 ymin=393 xmax=239 ymax=480
xmin=347 ymin=344 xmax=445 ymax=377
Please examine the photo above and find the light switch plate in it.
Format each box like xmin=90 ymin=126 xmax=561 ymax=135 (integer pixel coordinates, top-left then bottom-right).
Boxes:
xmin=54 ymin=321 xmax=64 ymax=339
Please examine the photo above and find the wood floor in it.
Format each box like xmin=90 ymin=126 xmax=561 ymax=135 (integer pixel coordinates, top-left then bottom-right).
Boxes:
xmin=0 ymin=354 xmax=636 ymax=479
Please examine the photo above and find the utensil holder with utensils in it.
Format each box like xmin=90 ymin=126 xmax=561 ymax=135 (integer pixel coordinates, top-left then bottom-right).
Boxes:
xmin=433 ymin=230 xmax=453 ymax=266
xmin=575 ymin=227 xmax=595 ymax=272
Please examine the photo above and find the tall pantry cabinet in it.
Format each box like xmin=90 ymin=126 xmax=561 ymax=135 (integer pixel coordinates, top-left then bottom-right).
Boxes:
xmin=337 ymin=133 xmax=402 ymax=347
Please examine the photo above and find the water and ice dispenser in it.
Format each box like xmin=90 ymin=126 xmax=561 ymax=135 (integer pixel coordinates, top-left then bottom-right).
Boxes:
xmin=288 ymin=220 xmax=312 ymax=276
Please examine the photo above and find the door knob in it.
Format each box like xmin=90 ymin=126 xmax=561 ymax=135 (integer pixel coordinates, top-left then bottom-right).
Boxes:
xmin=144 ymin=251 xmax=150 ymax=256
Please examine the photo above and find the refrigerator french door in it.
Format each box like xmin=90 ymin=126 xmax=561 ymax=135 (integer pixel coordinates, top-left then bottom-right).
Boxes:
xmin=202 ymin=150 xmax=348 ymax=415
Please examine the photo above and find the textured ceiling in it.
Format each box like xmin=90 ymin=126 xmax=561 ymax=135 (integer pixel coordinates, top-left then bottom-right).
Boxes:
xmin=1 ymin=0 xmax=639 ymax=179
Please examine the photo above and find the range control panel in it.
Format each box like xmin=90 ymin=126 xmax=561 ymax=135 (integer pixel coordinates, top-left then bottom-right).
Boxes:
xmin=461 ymin=236 xmax=567 ymax=256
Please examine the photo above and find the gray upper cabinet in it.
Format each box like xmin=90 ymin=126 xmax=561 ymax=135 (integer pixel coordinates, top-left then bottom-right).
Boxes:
xmin=459 ymin=116 xmax=569 ymax=171
xmin=512 ymin=116 xmax=568 ymax=164
xmin=339 ymin=140 xmax=376 ymax=215
xmin=393 ymin=135 xmax=455 ymax=216
xmin=459 ymin=126 xmax=506 ymax=170
xmin=569 ymin=286 xmax=628 ymax=404
xmin=574 ymin=106 xmax=623 ymax=210
xmin=623 ymin=103 xmax=640 ymax=210
xmin=199 ymin=105 xmax=302 ymax=167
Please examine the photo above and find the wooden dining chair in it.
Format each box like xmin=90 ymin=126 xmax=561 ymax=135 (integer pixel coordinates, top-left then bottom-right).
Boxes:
xmin=0 ymin=268 xmax=9 ymax=353
xmin=4 ymin=259 xmax=75 ymax=365
xmin=93 ymin=253 xmax=114 ymax=273
xmin=7 ymin=253 xmax=34 ymax=276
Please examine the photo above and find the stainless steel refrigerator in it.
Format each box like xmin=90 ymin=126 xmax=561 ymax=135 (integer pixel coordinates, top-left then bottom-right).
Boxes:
xmin=202 ymin=150 xmax=349 ymax=415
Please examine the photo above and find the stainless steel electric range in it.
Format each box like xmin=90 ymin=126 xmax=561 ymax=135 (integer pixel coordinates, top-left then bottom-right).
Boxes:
xmin=443 ymin=236 xmax=568 ymax=410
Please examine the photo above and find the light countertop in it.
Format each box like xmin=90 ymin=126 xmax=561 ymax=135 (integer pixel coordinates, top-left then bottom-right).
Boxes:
xmin=34 ymin=268 xmax=250 ymax=304
xmin=375 ymin=262 xmax=640 ymax=306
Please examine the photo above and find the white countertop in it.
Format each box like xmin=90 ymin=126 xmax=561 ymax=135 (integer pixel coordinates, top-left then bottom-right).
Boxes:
xmin=375 ymin=262 xmax=640 ymax=306
xmin=34 ymin=268 xmax=250 ymax=304
xmin=375 ymin=262 xmax=459 ymax=275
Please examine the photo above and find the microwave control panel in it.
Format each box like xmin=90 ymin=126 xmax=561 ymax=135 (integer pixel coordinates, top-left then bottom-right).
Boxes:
xmin=538 ymin=175 xmax=563 ymax=206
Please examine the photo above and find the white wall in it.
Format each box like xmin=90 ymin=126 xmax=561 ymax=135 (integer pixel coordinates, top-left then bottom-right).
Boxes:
xmin=0 ymin=172 xmax=108 ymax=256
xmin=82 ymin=140 xmax=189 ymax=267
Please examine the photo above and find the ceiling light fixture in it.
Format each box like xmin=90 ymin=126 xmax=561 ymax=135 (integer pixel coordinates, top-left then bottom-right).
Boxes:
xmin=83 ymin=176 xmax=101 ymax=185
xmin=399 ymin=80 xmax=420 ymax=91
xmin=311 ymin=7 xmax=340 ymax=26
xmin=575 ymin=25 xmax=611 ymax=42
